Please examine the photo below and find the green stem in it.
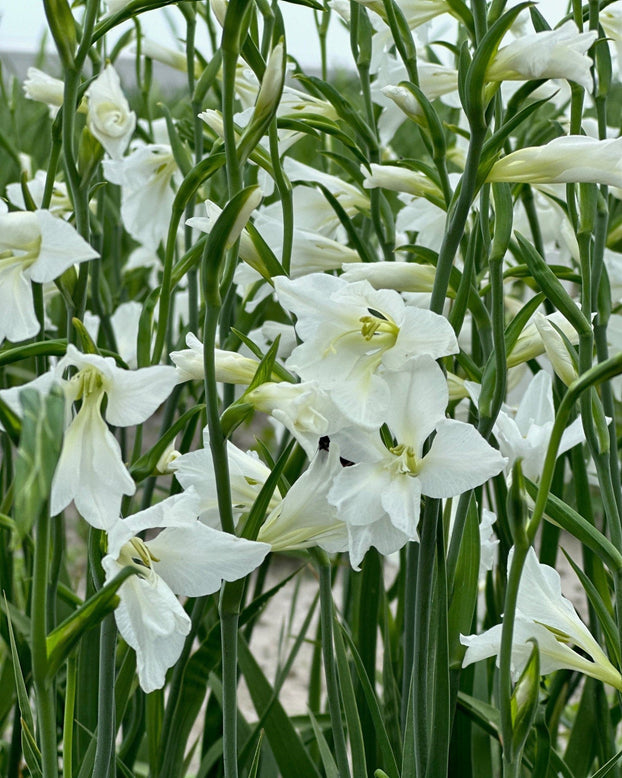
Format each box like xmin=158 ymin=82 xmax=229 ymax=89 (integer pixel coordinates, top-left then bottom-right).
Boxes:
xmin=220 ymin=606 xmax=241 ymax=778
xmin=268 ymin=120 xmax=293 ymax=275
xmin=92 ymin=615 xmax=117 ymax=778
xmin=62 ymin=655 xmax=77 ymax=778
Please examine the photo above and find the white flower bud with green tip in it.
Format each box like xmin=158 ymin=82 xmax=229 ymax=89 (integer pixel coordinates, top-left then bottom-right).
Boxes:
xmin=86 ymin=65 xmax=136 ymax=159
xmin=487 ymin=136 xmax=622 ymax=188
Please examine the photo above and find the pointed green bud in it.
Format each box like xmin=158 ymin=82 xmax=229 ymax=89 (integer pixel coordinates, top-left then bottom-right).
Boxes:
xmin=507 ymin=459 xmax=529 ymax=550
xmin=510 ymin=638 xmax=540 ymax=761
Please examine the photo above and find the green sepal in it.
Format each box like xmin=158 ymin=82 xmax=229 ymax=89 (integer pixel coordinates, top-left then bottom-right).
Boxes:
xmin=447 ymin=498 xmax=480 ymax=666
xmin=396 ymin=80 xmax=447 ymax=160
xmin=14 ymin=386 xmax=65 ymax=542
xmin=160 ymin=103 xmax=194 ymax=178
xmin=78 ymin=126 xmax=105 ymax=188
xmin=220 ymin=337 xmax=281 ymax=438
xmin=510 ymin=640 xmax=540 ymax=761
xmin=241 ymin=438 xmax=296 ymax=542
xmin=20 ymin=171 xmax=38 ymax=211
xmin=45 ymin=565 xmax=141 ymax=679
xmin=43 ymin=0 xmax=77 ymax=68
xmin=0 ymin=396 xmax=22 ymax=445
xmin=462 ymin=2 xmax=532 ymax=127
xmin=202 ymin=185 xmax=263 ymax=304
xmin=222 ymin=0 xmax=255 ymax=56
xmin=507 ymin=460 xmax=529 ymax=550
xmin=136 ymin=286 xmax=160 ymax=368
xmin=193 ymin=49 xmax=223 ymax=106
xmin=72 ymin=316 xmax=100 ymax=355
xmin=514 ymin=232 xmax=592 ymax=338
xmin=130 ymin=404 xmax=205 ymax=482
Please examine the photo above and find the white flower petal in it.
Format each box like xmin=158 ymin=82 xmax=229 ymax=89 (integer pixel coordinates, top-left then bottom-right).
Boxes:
xmin=418 ymin=419 xmax=506 ymax=498
xmin=29 ymin=210 xmax=99 ymax=283
xmin=148 ymin=524 xmax=270 ymax=596
xmin=104 ymin=365 xmax=178 ymax=426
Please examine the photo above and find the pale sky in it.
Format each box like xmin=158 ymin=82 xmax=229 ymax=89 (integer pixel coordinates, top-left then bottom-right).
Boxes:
xmin=0 ymin=0 xmax=572 ymax=75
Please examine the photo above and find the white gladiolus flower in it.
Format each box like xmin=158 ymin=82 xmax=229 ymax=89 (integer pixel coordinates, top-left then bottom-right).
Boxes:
xmin=102 ymin=490 xmax=270 ymax=692
xmin=486 ymin=22 xmax=597 ymax=91
xmin=170 ymin=332 xmax=260 ymax=384
xmin=103 ymin=145 xmax=179 ymax=249
xmin=362 ymin=163 xmax=442 ymax=199
xmin=327 ymin=357 xmax=507 ymax=568
xmin=487 ymin=136 xmax=622 ymax=188
xmin=170 ymin=426 xmax=281 ymax=528
xmin=274 ymin=273 xmax=458 ymax=425
xmin=461 ymin=547 xmax=622 ymax=688
xmin=0 ymin=209 xmax=98 ymax=344
xmin=86 ymin=65 xmax=136 ymax=159
xmin=493 ymin=371 xmax=585 ymax=482
xmin=381 ymin=64 xmax=459 ymax=119
xmin=340 ymin=262 xmax=436 ymax=292
xmin=50 ymin=345 xmax=178 ymax=527
xmin=284 ymin=159 xmax=369 ymax=214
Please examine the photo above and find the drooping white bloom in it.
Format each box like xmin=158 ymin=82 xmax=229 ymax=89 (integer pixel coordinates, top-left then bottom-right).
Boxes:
xmin=283 ymin=159 xmax=369 ymax=215
xmin=23 ymin=68 xmax=70 ymax=115
xmin=461 ymin=547 xmax=622 ymax=688
xmin=170 ymin=426 xmax=281 ymax=528
xmin=340 ymin=261 xmax=436 ymax=292
xmin=274 ymin=273 xmax=458 ymax=426
xmin=486 ymin=22 xmax=597 ymax=91
xmin=507 ymin=310 xmax=579 ymax=368
xmin=103 ymin=490 xmax=270 ymax=692
xmin=0 ymin=210 xmax=98 ymax=344
xmin=487 ymin=136 xmax=622 ymax=188
xmin=246 ymin=380 xmax=342 ymax=458
xmin=140 ymin=39 xmax=194 ymax=74
xmin=50 ymin=345 xmax=178 ymax=527
xmin=327 ymin=357 xmax=507 ymax=568
xmin=103 ymin=145 xmax=179 ymax=249
xmin=362 ymin=163 xmax=443 ymax=199
xmin=493 ymin=371 xmax=584 ymax=482
xmin=6 ymin=171 xmax=73 ymax=218
xmin=257 ymin=444 xmax=348 ymax=553
xmin=86 ymin=65 xmax=136 ymax=159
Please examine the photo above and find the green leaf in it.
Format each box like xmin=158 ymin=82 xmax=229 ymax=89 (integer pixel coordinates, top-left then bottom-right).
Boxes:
xmin=0 ymin=339 xmax=67 ymax=368
xmin=448 ymin=499 xmax=480 ymax=666
xmin=237 ymin=635 xmax=322 ymax=778
xmin=308 ymin=711 xmax=340 ymax=778
xmin=45 ymin=566 xmax=140 ymax=679
xmin=333 ymin=616 xmax=367 ymax=778
xmin=14 ymin=385 xmax=65 ymax=541
xmin=590 ymin=748 xmax=622 ymax=778
xmin=4 ymin=594 xmax=41 ymax=778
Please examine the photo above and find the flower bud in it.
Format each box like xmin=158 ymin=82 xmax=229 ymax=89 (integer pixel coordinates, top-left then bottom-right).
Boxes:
xmin=86 ymin=65 xmax=136 ymax=160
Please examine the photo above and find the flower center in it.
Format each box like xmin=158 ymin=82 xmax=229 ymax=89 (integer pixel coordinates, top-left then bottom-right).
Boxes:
xmin=72 ymin=365 xmax=105 ymax=402
xmin=117 ymin=537 xmax=160 ymax=578
xmin=359 ymin=309 xmax=399 ymax=342
xmin=389 ymin=443 xmax=420 ymax=476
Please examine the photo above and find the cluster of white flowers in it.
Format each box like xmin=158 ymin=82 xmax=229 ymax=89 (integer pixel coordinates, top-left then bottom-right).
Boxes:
xmin=6 ymin=0 xmax=622 ymax=703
